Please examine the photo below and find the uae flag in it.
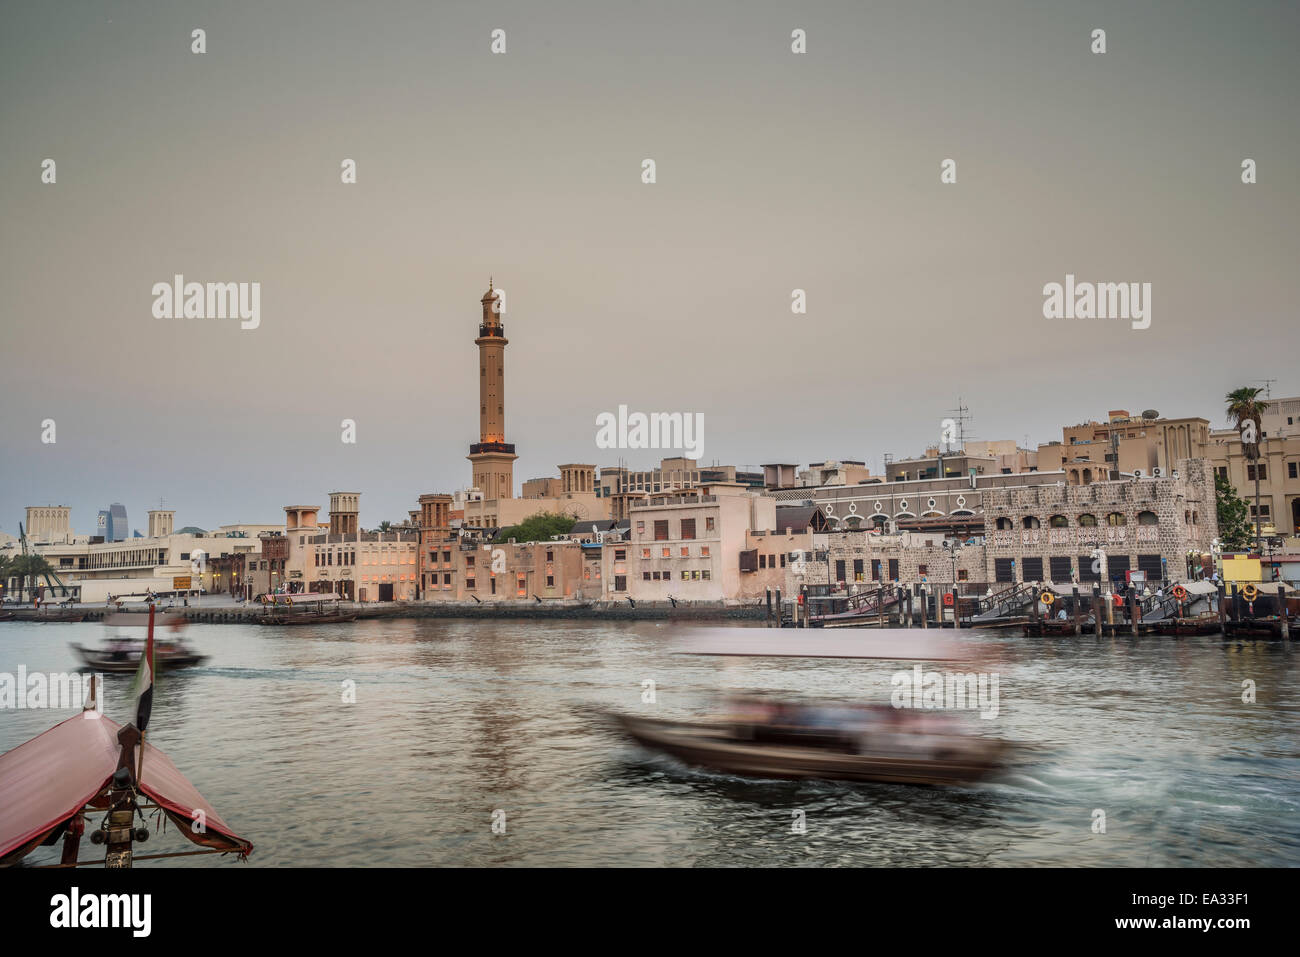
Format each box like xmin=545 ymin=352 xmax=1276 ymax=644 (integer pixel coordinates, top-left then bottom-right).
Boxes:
xmin=131 ymin=605 xmax=157 ymax=731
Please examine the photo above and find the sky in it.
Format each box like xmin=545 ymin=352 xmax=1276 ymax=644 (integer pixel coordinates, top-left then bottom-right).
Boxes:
xmin=1 ymin=0 xmax=1297 ymax=535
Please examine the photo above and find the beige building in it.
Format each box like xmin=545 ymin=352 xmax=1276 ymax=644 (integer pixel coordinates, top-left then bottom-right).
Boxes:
xmin=1037 ymin=410 xmax=1212 ymax=485
xmin=1207 ymin=397 xmax=1300 ymax=536
xmin=147 ymin=509 xmax=174 ymax=539
xmin=24 ymin=505 xmax=72 ymax=543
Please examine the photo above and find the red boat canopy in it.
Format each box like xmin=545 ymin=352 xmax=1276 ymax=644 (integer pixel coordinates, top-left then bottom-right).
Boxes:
xmin=0 ymin=711 xmax=252 ymax=866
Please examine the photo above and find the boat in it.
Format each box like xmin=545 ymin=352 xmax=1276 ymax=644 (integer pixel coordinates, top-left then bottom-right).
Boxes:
xmin=1023 ymin=618 xmax=1089 ymax=637
xmin=255 ymin=592 xmax=358 ymax=624
xmin=599 ymin=629 xmax=1014 ymax=787
xmin=1222 ymin=617 xmax=1292 ymax=640
xmin=606 ymin=708 xmax=1010 ymax=787
xmin=1151 ymin=614 xmax=1223 ymax=637
xmin=1 ymin=607 xmax=251 ymax=868
xmin=5 ymin=606 xmax=86 ymax=622
xmin=71 ymin=638 xmax=209 ymax=673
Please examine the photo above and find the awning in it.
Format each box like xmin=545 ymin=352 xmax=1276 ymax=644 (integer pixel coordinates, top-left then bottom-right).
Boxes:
xmin=0 ymin=712 xmax=252 ymax=866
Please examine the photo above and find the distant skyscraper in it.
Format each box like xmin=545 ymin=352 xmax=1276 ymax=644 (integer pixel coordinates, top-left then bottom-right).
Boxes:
xmin=98 ymin=503 xmax=129 ymax=542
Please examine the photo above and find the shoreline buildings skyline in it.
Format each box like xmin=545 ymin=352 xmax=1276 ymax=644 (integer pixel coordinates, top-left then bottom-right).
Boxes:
xmin=6 ymin=283 xmax=1299 ymax=605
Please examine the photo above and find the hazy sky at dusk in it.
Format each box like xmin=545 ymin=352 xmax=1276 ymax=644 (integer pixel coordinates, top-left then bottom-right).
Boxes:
xmin=2 ymin=0 xmax=1297 ymax=534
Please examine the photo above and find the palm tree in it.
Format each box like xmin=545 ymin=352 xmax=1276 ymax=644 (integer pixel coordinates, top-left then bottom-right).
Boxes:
xmin=9 ymin=554 xmax=55 ymax=601
xmin=1225 ymin=387 xmax=1270 ymax=553
xmin=377 ymin=521 xmax=392 ymax=533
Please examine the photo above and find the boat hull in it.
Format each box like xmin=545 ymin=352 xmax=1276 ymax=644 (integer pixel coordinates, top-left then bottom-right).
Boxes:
xmin=70 ymin=644 xmax=209 ymax=673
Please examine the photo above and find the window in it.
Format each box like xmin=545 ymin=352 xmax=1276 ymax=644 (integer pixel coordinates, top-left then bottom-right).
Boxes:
xmin=643 ymin=571 xmax=651 ymax=580
xmin=703 ymin=546 xmax=712 ymax=557
xmin=466 ymin=577 xmax=475 ymax=589
xmin=546 ymin=550 xmax=554 ymax=562
xmin=443 ymin=573 xmax=452 ymax=585
xmin=835 ymin=560 xmax=846 ymax=582
xmin=1078 ymin=514 xmax=1097 ymax=527
xmin=466 ymin=555 xmax=475 ymax=568
xmin=995 ymin=517 xmax=1013 ymax=530
xmin=681 ymin=547 xmax=690 ymax=557
xmin=1023 ymin=517 xmax=1041 ymax=529
xmin=1049 ymin=556 xmax=1073 ymax=581
xmin=680 ymin=518 xmax=696 ymax=540
xmin=1022 ymin=557 xmax=1044 ymax=580
xmin=636 ymin=521 xmax=645 ymax=534
xmin=681 ymin=570 xmax=690 ymax=581
xmin=1250 ymin=504 xmax=1271 ymax=518
xmin=958 ymin=569 xmax=968 ymax=581
xmin=1247 ymin=464 xmax=1267 ymax=480
xmin=614 ymin=549 xmax=626 ymax=561
xmin=1049 ymin=515 xmax=1068 ymax=528
xmin=1106 ymin=512 xmax=1125 ymax=526
xmin=1216 ymin=466 xmax=1229 ymax=480
xmin=1079 ymin=557 xmax=1100 ymax=582
xmin=994 ymin=558 xmax=1015 ymax=583
xmin=662 ymin=547 xmax=671 ymax=558
xmin=1136 ymin=511 xmax=1158 ymax=526
xmin=702 ymin=569 xmax=711 ymax=580
xmin=888 ymin=558 xmax=899 ymax=581
xmin=705 ymin=517 xmax=715 ymax=532
xmin=615 ymin=575 xmax=627 ymax=591
xmin=546 ymin=575 xmax=554 ymax=587
xmin=1290 ymin=462 xmax=1298 ymax=479
xmin=641 ymin=548 xmax=651 ymax=559
xmin=871 ymin=559 xmax=881 ymax=581
xmin=654 ymin=520 xmax=669 ymax=541
xmin=917 ymin=564 xmax=928 ymax=576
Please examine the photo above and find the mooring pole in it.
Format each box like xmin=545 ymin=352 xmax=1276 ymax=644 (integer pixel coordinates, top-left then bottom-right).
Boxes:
xmin=1217 ymin=581 xmax=1227 ymax=633
xmin=1072 ymin=586 xmax=1082 ymax=636
xmin=1129 ymin=590 xmax=1140 ymax=637
xmin=1279 ymin=584 xmax=1290 ymax=639
xmin=920 ymin=585 xmax=928 ymax=629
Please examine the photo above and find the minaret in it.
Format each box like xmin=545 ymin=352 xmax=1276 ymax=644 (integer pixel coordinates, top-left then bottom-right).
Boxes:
xmin=467 ymin=279 xmax=517 ymax=500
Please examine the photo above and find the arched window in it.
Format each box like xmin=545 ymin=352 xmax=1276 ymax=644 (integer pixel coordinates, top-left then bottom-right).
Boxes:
xmin=1023 ymin=516 xmax=1041 ymax=529
xmin=995 ymin=517 xmax=1013 ymax=530
xmin=1137 ymin=511 xmax=1158 ymax=526
xmin=1192 ymin=511 xmax=1198 ymax=525
xmin=1082 ymin=468 xmax=1093 ymax=484
xmin=1049 ymin=514 xmax=1069 ymax=528
xmin=1106 ymin=512 xmax=1125 ymax=526
xmin=1078 ymin=513 xmax=1097 ymax=526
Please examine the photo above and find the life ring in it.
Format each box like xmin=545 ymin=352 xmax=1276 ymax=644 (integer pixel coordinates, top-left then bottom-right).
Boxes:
xmin=943 ymin=593 xmax=954 ymax=607
xmin=1113 ymin=592 xmax=1124 ymax=607
xmin=1040 ymin=591 xmax=1055 ymax=606
xmin=1242 ymin=584 xmax=1258 ymax=601
xmin=1171 ymin=584 xmax=1187 ymax=601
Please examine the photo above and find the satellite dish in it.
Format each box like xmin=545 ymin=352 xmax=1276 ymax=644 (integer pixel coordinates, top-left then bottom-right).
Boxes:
xmin=1142 ymin=409 xmax=1159 ymax=420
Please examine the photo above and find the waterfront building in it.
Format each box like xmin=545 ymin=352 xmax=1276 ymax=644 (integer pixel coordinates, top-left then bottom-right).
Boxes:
xmin=1207 ymin=394 xmax=1300 ymax=535
xmin=282 ymin=493 xmax=418 ymax=601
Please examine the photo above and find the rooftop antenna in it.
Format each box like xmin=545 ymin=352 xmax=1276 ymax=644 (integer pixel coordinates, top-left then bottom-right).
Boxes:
xmin=946 ymin=399 xmax=973 ymax=450
xmin=1255 ymin=378 xmax=1276 ymax=399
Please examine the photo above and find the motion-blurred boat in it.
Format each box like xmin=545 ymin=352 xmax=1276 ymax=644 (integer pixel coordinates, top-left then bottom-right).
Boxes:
xmin=71 ymin=638 xmax=208 ymax=673
xmin=600 ymin=629 xmax=1014 ymax=787
xmin=606 ymin=705 xmax=1010 ymax=786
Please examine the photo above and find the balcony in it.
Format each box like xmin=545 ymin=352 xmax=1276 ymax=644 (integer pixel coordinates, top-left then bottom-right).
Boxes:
xmin=470 ymin=442 xmax=516 ymax=455
xmin=478 ymin=323 xmax=505 ymax=338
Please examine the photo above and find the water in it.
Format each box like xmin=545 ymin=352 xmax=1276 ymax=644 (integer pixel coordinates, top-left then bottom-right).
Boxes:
xmin=2 ymin=620 xmax=1297 ymax=866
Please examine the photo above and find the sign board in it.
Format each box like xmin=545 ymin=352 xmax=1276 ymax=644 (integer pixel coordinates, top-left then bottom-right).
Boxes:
xmin=1126 ymin=570 xmax=1146 ymax=584
xmin=172 ymin=575 xmax=192 ymax=589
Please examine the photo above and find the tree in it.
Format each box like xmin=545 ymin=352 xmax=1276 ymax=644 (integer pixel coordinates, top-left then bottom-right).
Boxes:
xmin=377 ymin=521 xmax=392 ymax=533
xmin=1214 ymin=474 xmax=1253 ymax=551
xmin=9 ymin=554 xmax=54 ymax=598
xmin=492 ymin=511 xmax=576 ymax=544
xmin=1225 ymin=387 xmax=1270 ymax=552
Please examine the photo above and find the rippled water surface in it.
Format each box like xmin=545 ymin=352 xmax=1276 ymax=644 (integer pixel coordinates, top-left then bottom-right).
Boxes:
xmin=3 ymin=619 xmax=1297 ymax=866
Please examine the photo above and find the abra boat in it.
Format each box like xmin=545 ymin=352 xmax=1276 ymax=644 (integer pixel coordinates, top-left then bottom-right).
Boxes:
xmin=255 ymin=592 xmax=358 ymax=625
xmin=1 ymin=607 xmax=251 ymax=868
xmin=600 ymin=629 xmax=1014 ymax=787
xmin=1151 ymin=614 xmax=1223 ymax=637
xmin=71 ymin=638 xmax=208 ymax=673
xmin=6 ymin=606 xmax=86 ymax=622
xmin=607 ymin=709 xmax=1009 ymax=787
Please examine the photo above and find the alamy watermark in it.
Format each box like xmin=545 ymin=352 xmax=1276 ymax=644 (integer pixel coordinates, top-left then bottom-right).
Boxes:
xmin=595 ymin=405 xmax=704 ymax=459
xmin=152 ymin=275 xmax=260 ymax=330
xmin=891 ymin=665 xmax=999 ymax=719
xmin=1 ymin=667 xmax=104 ymax=713
xmin=1042 ymin=274 xmax=1150 ymax=330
